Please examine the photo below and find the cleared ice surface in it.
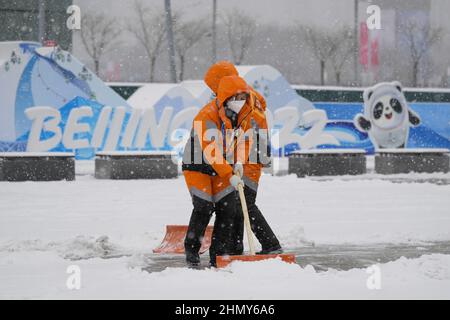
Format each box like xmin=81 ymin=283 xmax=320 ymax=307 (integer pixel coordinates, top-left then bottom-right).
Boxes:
xmin=144 ymin=241 xmax=450 ymax=273
xmin=1 ymin=164 xmax=450 ymax=298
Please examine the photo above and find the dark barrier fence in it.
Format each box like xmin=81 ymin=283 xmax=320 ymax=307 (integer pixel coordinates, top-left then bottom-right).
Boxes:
xmin=108 ymin=83 xmax=450 ymax=103
xmin=0 ymin=152 xmax=75 ymax=181
xmin=95 ymin=151 xmax=178 ymax=180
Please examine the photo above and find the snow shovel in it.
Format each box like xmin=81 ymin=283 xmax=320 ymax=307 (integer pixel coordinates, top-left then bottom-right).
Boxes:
xmin=216 ymin=183 xmax=296 ymax=268
xmin=153 ymin=225 xmax=213 ymax=254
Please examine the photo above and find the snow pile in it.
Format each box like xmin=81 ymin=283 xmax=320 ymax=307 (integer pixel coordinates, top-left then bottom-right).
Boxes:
xmin=1 ymin=252 xmax=449 ymax=299
xmin=55 ymin=236 xmax=125 ymax=260
xmin=0 ymin=236 xmax=131 ymax=260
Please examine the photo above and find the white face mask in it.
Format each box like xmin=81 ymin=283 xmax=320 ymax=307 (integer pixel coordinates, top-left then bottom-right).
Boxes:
xmin=227 ymin=100 xmax=246 ymax=114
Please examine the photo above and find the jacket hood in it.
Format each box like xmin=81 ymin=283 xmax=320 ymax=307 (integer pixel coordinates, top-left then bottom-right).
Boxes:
xmin=216 ymin=75 xmax=250 ymax=129
xmin=217 ymin=75 xmax=250 ymax=108
xmin=204 ymin=61 xmax=238 ymax=94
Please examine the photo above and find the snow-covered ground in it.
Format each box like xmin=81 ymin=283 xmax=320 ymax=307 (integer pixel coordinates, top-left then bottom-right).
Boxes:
xmin=1 ymin=161 xmax=450 ymax=299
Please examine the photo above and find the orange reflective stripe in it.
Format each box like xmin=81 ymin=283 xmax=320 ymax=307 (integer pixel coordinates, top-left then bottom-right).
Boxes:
xmin=183 ymin=171 xmax=213 ymax=200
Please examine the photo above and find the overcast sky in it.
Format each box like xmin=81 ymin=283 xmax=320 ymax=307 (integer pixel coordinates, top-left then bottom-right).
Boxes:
xmin=74 ymin=0 xmax=355 ymax=28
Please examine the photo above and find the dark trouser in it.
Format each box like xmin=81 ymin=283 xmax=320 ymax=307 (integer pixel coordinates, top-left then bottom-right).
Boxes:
xmin=233 ymin=186 xmax=281 ymax=254
xmin=184 ymin=192 xmax=239 ymax=265
xmin=184 ymin=196 xmax=214 ymax=257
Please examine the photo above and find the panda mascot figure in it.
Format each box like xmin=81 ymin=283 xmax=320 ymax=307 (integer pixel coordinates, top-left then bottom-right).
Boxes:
xmin=354 ymin=81 xmax=421 ymax=149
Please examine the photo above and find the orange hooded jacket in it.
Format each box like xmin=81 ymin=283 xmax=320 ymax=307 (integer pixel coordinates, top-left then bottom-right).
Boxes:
xmin=205 ymin=61 xmax=270 ymax=189
xmin=182 ymin=75 xmax=250 ymax=202
xmin=188 ymin=75 xmax=252 ymax=178
xmin=182 ymin=63 xmax=270 ymax=202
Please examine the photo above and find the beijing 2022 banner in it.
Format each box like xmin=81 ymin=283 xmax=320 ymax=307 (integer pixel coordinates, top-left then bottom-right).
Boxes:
xmin=1 ymin=42 xmax=450 ymax=159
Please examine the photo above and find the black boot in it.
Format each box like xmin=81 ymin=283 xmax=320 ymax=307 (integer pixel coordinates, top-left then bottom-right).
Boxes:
xmin=209 ymin=260 xmax=217 ymax=268
xmin=184 ymin=196 xmax=213 ymax=267
xmin=209 ymin=192 xmax=239 ymax=267
xmin=186 ymin=251 xmax=200 ymax=267
xmin=257 ymin=246 xmax=283 ymax=255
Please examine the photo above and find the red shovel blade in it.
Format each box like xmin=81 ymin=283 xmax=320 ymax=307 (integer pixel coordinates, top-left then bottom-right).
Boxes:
xmin=153 ymin=225 xmax=213 ymax=254
xmin=216 ymin=253 xmax=296 ymax=268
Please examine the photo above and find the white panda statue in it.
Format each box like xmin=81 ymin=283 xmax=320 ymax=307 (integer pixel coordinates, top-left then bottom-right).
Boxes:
xmin=354 ymin=81 xmax=421 ymax=149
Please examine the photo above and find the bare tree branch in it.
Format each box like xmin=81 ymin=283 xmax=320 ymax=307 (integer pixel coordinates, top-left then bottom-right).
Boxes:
xmin=329 ymin=27 xmax=355 ymax=85
xmin=79 ymin=13 xmax=121 ymax=76
xmin=222 ymin=9 xmax=256 ymax=65
xmin=298 ymin=25 xmax=339 ymax=85
xmin=402 ymin=20 xmax=442 ymax=86
xmin=174 ymin=18 xmax=208 ymax=81
xmin=127 ymin=0 xmax=167 ymax=82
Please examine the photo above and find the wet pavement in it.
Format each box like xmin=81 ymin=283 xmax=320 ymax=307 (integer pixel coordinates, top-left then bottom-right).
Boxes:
xmin=142 ymin=241 xmax=450 ymax=273
xmin=293 ymin=241 xmax=450 ymax=271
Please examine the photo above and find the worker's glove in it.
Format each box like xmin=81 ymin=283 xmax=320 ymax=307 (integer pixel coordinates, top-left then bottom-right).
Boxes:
xmin=229 ymin=174 xmax=244 ymax=190
xmin=233 ymin=162 xmax=244 ymax=177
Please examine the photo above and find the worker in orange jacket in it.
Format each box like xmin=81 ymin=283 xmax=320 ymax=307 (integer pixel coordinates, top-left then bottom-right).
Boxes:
xmin=231 ymin=87 xmax=282 ymax=257
xmin=206 ymin=62 xmax=281 ymax=257
xmin=182 ymin=62 xmax=281 ymax=267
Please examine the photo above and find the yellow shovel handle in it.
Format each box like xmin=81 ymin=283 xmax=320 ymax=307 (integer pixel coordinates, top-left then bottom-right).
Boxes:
xmin=237 ymin=183 xmax=256 ymax=255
